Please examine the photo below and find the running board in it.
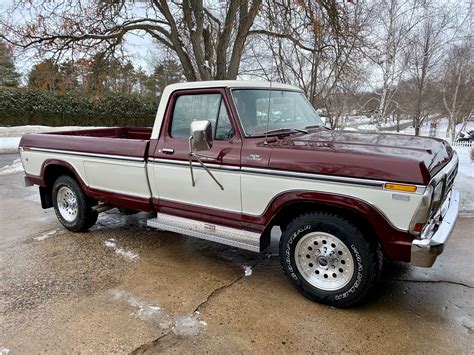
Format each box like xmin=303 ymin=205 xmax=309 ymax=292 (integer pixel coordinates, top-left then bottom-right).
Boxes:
xmin=147 ymin=213 xmax=261 ymax=252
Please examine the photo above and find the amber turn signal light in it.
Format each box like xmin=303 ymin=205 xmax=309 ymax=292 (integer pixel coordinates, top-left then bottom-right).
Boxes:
xmin=384 ymin=183 xmax=417 ymax=193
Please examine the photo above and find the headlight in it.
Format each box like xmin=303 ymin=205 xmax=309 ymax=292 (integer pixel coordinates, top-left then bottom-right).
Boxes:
xmin=409 ymin=185 xmax=433 ymax=235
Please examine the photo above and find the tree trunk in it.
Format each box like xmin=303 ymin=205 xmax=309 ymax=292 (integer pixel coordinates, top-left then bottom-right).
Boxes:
xmin=415 ymin=124 xmax=420 ymax=136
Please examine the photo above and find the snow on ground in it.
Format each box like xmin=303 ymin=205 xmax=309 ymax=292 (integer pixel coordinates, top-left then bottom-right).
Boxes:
xmin=0 ymin=125 xmax=104 ymax=137
xmin=109 ymin=289 xmax=173 ymax=329
xmin=453 ymin=146 xmax=474 ymax=216
xmin=0 ymin=125 xmax=104 ymax=153
xmin=34 ymin=230 xmax=57 ymax=241
xmin=243 ymin=265 xmax=253 ymax=276
xmin=0 ymin=137 xmax=21 ymax=153
xmin=104 ymin=238 xmax=139 ymax=261
xmin=109 ymin=289 xmax=207 ymax=336
xmin=172 ymin=315 xmax=208 ymax=336
xmin=0 ymin=158 xmax=23 ymax=175
xmin=358 ymin=119 xmax=411 ymax=131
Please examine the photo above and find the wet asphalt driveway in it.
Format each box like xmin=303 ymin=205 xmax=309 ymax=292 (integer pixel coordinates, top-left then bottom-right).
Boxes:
xmin=0 ymin=155 xmax=473 ymax=353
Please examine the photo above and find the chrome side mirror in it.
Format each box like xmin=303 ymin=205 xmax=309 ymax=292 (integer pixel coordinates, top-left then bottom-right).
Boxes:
xmin=188 ymin=120 xmax=223 ymax=190
xmin=190 ymin=120 xmax=213 ymax=151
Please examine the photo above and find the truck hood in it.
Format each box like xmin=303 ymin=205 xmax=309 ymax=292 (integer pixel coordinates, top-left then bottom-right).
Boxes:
xmin=267 ymin=130 xmax=453 ymax=184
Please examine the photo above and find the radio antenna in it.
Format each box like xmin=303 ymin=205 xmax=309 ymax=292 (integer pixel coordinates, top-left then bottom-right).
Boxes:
xmin=264 ymin=41 xmax=275 ymax=145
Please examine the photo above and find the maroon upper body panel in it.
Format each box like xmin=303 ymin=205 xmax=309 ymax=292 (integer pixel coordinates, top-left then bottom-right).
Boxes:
xmin=19 ymin=127 xmax=152 ymax=158
xmin=252 ymin=129 xmax=452 ymax=185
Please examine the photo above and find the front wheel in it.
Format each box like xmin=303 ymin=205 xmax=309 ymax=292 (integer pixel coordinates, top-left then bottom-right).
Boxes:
xmin=52 ymin=175 xmax=98 ymax=232
xmin=280 ymin=212 xmax=381 ymax=308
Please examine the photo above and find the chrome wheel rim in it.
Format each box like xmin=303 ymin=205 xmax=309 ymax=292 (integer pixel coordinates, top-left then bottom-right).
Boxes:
xmin=295 ymin=232 xmax=355 ymax=291
xmin=57 ymin=186 xmax=78 ymax=222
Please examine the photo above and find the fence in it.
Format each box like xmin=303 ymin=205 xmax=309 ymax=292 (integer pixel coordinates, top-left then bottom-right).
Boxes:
xmin=452 ymin=141 xmax=473 ymax=147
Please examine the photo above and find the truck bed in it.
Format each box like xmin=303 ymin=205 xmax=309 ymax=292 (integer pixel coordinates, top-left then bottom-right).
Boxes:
xmin=20 ymin=127 xmax=152 ymax=159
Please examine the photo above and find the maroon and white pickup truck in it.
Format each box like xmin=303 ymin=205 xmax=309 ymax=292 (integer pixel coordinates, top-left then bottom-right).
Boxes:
xmin=19 ymin=80 xmax=460 ymax=307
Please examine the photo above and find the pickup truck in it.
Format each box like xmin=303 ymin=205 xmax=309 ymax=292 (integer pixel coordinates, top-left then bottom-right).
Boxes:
xmin=19 ymin=80 xmax=460 ymax=307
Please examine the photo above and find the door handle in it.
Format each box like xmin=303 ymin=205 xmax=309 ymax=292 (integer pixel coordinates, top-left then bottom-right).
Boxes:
xmin=161 ymin=148 xmax=174 ymax=154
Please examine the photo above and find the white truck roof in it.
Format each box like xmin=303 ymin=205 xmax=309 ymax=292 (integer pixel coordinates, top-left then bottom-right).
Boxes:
xmin=164 ymin=80 xmax=302 ymax=92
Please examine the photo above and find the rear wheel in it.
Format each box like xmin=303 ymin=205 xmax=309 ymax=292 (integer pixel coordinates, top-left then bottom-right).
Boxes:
xmin=280 ymin=212 xmax=382 ymax=308
xmin=52 ymin=175 xmax=98 ymax=232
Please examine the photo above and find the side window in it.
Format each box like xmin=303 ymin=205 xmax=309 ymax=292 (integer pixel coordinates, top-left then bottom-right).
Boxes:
xmin=215 ymin=100 xmax=234 ymax=140
xmin=170 ymin=93 xmax=233 ymax=140
xmin=170 ymin=94 xmax=221 ymax=138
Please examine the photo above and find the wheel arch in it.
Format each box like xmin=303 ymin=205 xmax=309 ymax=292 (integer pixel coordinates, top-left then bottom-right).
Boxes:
xmin=38 ymin=160 xmax=89 ymax=209
xmin=42 ymin=160 xmax=85 ymax=188
xmin=257 ymin=191 xmax=414 ymax=261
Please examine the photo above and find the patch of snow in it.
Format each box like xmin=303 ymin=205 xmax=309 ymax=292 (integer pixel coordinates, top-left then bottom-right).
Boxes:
xmin=0 ymin=158 xmax=23 ymax=175
xmin=0 ymin=137 xmax=20 ymax=153
xmin=109 ymin=289 xmax=207 ymax=336
xmin=109 ymin=289 xmax=173 ymax=329
xmin=172 ymin=315 xmax=207 ymax=337
xmin=0 ymin=347 xmax=10 ymax=355
xmin=453 ymin=146 xmax=474 ymax=216
xmin=243 ymin=265 xmax=253 ymax=276
xmin=104 ymin=239 xmax=139 ymax=261
xmin=0 ymin=125 xmax=105 ymax=137
xmin=357 ymin=119 xmax=411 ymax=131
xmin=34 ymin=230 xmax=57 ymax=241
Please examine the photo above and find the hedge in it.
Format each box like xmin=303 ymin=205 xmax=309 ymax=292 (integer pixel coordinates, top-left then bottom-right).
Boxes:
xmin=0 ymin=87 xmax=158 ymax=127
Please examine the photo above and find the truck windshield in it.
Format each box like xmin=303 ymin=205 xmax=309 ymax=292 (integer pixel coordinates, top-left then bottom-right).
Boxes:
xmin=231 ymin=89 xmax=324 ymax=137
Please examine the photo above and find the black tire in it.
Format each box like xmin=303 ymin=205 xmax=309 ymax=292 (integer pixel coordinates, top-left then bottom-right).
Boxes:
xmin=52 ymin=175 xmax=98 ymax=232
xmin=279 ymin=212 xmax=382 ymax=308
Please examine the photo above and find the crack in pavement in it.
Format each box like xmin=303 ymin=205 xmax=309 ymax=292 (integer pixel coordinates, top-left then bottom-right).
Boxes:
xmin=131 ymin=332 xmax=177 ymax=354
xmin=194 ymin=273 xmax=246 ymax=314
xmin=392 ymin=278 xmax=473 ymax=289
xmin=131 ymin=274 xmax=245 ymax=354
xmin=131 ymin=257 xmax=268 ymax=354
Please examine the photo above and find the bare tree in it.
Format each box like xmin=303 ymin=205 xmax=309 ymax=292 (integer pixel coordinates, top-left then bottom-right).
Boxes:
xmin=243 ymin=0 xmax=370 ymax=111
xmin=367 ymin=0 xmax=419 ymax=127
xmin=1 ymin=0 xmax=263 ymax=81
xmin=405 ymin=3 xmax=456 ymax=135
xmin=441 ymin=41 xmax=473 ymax=139
xmin=325 ymin=74 xmax=365 ymax=129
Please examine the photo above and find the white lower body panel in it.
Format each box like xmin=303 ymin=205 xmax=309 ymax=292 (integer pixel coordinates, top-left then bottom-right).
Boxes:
xmin=147 ymin=213 xmax=261 ymax=252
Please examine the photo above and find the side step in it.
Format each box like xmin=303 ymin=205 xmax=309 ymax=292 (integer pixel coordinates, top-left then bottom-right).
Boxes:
xmin=147 ymin=213 xmax=261 ymax=252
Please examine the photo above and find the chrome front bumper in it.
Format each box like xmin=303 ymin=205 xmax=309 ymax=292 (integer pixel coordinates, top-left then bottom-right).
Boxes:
xmin=411 ymin=190 xmax=460 ymax=267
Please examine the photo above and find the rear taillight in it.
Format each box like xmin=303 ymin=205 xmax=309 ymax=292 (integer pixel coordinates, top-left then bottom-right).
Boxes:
xmin=413 ymin=223 xmax=425 ymax=233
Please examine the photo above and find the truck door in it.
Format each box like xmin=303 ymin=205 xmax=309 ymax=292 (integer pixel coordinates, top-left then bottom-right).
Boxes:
xmin=150 ymin=88 xmax=242 ymax=225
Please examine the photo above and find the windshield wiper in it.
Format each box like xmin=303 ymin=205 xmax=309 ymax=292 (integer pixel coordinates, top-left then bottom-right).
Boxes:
xmin=261 ymin=127 xmax=308 ymax=136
